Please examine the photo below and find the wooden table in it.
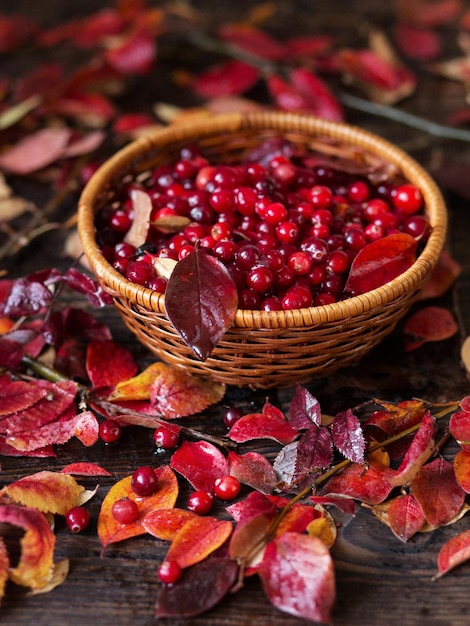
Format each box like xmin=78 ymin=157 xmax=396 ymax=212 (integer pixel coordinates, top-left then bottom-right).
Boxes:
xmin=1 ymin=1 xmax=470 ymax=624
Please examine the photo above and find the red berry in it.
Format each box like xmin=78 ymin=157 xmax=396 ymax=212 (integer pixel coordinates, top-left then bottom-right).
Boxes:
xmin=246 ymin=266 xmax=274 ymax=292
xmin=111 ymin=498 xmax=140 ymax=524
xmin=393 ymin=183 xmax=423 ymax=215
xmin=223 ymin=406 xmax=244 ymax=428
xmin=66 ymin=506 xmax=90 ymax=533
xmin=310 ymin=185 xmax=333 ymax=208
xmin=347 ymin=180 xmax=370 ymax=202
xmin=131 ymin=466 xmax=159 ymax=496
xmin=187 ymin=490 xmax=214 ymax=515
xmin=214 ymin=475 xmax=241 ymax=501
xmin=158 ymin=560 xmax=182 ymax=584
xmin=153 ymin=424 xmax=180 ymax=450
xmin=99 ymin=419 xmax=122 ymax=443
xmin=276 ymin=221 xmax=299 ymax=244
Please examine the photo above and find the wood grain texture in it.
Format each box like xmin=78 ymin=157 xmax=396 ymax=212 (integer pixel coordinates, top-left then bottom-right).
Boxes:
xmin=2 ymin=1 xmax=470 ymax=624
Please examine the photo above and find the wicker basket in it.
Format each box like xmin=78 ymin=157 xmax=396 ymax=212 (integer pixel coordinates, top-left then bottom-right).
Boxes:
xmin=77 ymin=111 xmax=447 ymax=389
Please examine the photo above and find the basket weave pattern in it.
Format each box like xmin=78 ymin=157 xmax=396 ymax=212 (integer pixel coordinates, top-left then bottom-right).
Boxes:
xmin=78 ymin=111 xmax=447 ymax=388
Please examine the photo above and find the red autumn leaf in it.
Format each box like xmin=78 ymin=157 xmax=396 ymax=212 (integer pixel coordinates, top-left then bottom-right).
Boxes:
xmin=461 ymin=397 xmax=470 ymax=412
xmin=344 ymin=233 xmax=418 ymax=295
xmin=62 ymin=268 xmax=113 ymax=308
xmin=86 ymin=340 xmax=138 ymax=391
xmin=165 ymin=247 xmax=238 ymax=360
xmin=62 ymin=129 xmax=105 ymax=158
xmin=155 ymin=556 xmax=239 ymax=619
xmin=0 ymin=379 xmax=78 ymax=436
xmin=170 ymin=441 xmax=229 ymax=494
xmin=453 ymin=450 xmax=470 ymax=493
xmin=105 ymin=28 xmax=156 ymax=75
xmin=393 ymin=23 xmax=442 ymax=61
xmin=275 ymin=503 xmax=317 ymax=536
xmin=0 ymin=437 xmax=55 ymax=458
xmin=218 ymin=24 xmax=287 ymax=61
xmin=395 ymin=0 xmax=461 ymax=27
xmin=289 ymin=67 xmax=344 ymax=122
xmin=47 ymin=92 xmax=116 ymax=127
xmin=69 ymin=8 xmax=125 ymax=48
xmin=60 ymin=462 xmax=112 ymax=477
xmin=98 ymin=465 xmax=179 ymax=548
xmin=387 ymin=494 xmax=426 ymax=542
xmin=4 ymin=275 xmax=54 ymax=316
xmin=227 ymin=491 xmax=278 ymax=524
xmin=142 ymin=508 xmax=197 ymax=540
xmin=0 ymin=379 xmax=48 ymax=415
xmin=227 ymin=451 xmax=277 ymax=495
xmin=310 ymin=494 xmax=356 ymax=515
xmin=228 ymin=409 xmax=298 ymax=445
xmin=0 ymin=538 xmax=9 ymax=602
xmin=192 ymin=59 xmax=260 ymax=99
xmin=0 ymin=503 xmax=55 ymax=590
xmin=5 ymin=405 xmax=85 ymax=452
xmin=286 ymin=35 xmax=334 ymax=60
xmin=259 ymin=532 xmax=335 ymax=624
xmin=436 ymin=528 xmax=470 ymax=578
xmin=229 ymin=510 xmax=273 ymax=569
xmin=0 ymin=470 xmax=85 ymax=516
xmin=288 ymin=383 xmax=321 ymax=430
xmin=419 ymin=250 xmax=461 ymax=300
xmin=404 ymin=306 xmax=458 ymax=351
xmin=321 ymin=459 xmax=396 ymax=505
xmin=165 ymin=516 xmax=233 ymax=569
xmin=331 ymin=409 xmax=365 ymax=463
xmin=74 ymin=410 xmax=100 ymax=447
xmin=0 ymin=127 xmax=72 ymax=175
xmin=0 ymin=337 xmax=24 ymax=369
xmin=149 ymin=362 xmax=226 ymax=419
xmin=0 ymin=14 xmax=38 ymax=52
xmin=411 ymin=457 xmax=465 ymax=527
xmin=388 ymin=411 xmax=435 ymax=487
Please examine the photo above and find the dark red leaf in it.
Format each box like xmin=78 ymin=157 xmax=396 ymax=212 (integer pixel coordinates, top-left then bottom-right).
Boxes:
xmin=62 ymin=268 xmax=113 ymax=307
xmin=331 ymin=409 xmax=365 ymax=463
xmin=155 ymin=557 xmax=239 ymax=618
xmin=389 ymin=410 xmax=435 ymax=487
xmin=310 ymin=495 xmax=356 ymax=515
xmin=344 ymin=233 xmax=418 ymax=295
xmin=228 ymin=410 xmax=298 ymax=445
xmin=411 ymin=457 xmax=465 ymax=527
xmin=0 ymin=379 xmax=48 ymax=415
xmin=0 ymin=14 xmax=38 ymax=52
xmin=4 ymin=278 xmax=53 ymax=317
xmin=0 ymin=337 xmax=24 ymax=369
xmin=289 ymin=67 xmax=344 ymax=122
xmin=259 ymin=532 xmax=335 ymax=624
xmin=288 ymin=384 xmax=321 ymax=429
xmin=227 ymin=451 xmax=277 ymax=495
xmin=393 ymin=23 xmax=442 ymax=61
xmin=165 ymin=247 xmax=238 ymax=360
xmin=192 ymin=59 xmax=260 ymax=99
xmin=321 ymin=459 xmax=396 ymax=504
xmin=404 ymin=306 xmax=458 ymax=351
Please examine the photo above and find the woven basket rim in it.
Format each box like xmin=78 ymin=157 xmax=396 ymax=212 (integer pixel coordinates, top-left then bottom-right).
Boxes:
xmin=77 ymin=111 xmax=447 ymax=330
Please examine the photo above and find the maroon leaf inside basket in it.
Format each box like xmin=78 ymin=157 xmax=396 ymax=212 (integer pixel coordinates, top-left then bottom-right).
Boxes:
xmin=164 ymin=247 xmax=238 ymax=360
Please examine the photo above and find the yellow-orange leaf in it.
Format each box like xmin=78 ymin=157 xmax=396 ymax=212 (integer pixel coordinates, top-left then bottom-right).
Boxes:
xmin=29 ymin=558 xmax=69 ymax=595
xmin=0 ymin=504 xmax=55 ymax=590
xmin=307 ymin=514 xmax=337 ymax=548
xmin=0 ymin=537 xmax=9 ymax=602
xmin=110 ymin=362 xmax=166 ymax=402
xmin=149 ymin=362 xmax=226 ymax=419
xmin=98 ymin=465 xmax=178 ymax=548
xmin=142 ymin=508 xmax=197 ymax=540
xmin=0 ymin=471 xmax=85 ymax=516
xmin=166 ymin=516 xmax=232 ymax=568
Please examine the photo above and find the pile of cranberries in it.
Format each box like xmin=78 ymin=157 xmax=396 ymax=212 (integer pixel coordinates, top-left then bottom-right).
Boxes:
xmin=96 ymin=141 xmax=429 ymax=311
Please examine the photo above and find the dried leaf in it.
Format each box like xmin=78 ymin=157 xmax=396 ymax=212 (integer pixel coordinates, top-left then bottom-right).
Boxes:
xmin=170 ymin=441 xmax=229 ymax=494
xmin=331 ymin=409 xmax=365 ymax=463
xmin=404 ymin=306 xmax=458 ymax=351
xmin=124 ymin=189 xmax=152 ymax=247
xmin=436 ymin=528 xmax=470 ymax=578
xmin=259 ymin=532 xmax=335 ymax=624
xmin=165 ymin=247 xmax=238 ymax=360
xmin=227 ymin=451 xmax=277 ymax=494
xmin=0 ymin=504 xmax=55 ymax=590
xmin=345 ymin=233 xmax=418 ymax=295
xmin=165 ymin=516 xmax=233 ymax=568
xmin=149 ymin=362 xmax=225 ymax=418
xmin=387 ymin=494 xmax=426 ymax=542
xmin=0 ymin=471 xmax=85 ymax=516
xmin=411 ymin=457 xmax=465 ymax=527
xmin=98 ymin=466 xmax=178 ymax=548
xmin=155 ymin=557 xmax=239 ymax=618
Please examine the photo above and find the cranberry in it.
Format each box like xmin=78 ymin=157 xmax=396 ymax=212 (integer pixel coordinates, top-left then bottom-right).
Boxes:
xmin=154 ymin=424 xmax=180 ymax=449
xmin=246 ymin=266 xmax=274 ymax=292
xmin=99 ymin=419 xmax=122 ymax=443
xmin=214 ymin=476 xmax=241 ymax=501
xmin=347 ymin=180 xmax=370 ymax=202
xmin=125 ymin=260 xmax=155 ymax=286
xmin=158 ymin=560 xmax=182 ymax=584
xmin=276 ymin=221 xmax=299 ymax=244
xmin=235 ymin=244 xmax=261 ymax=271
xmin=310 ymin=185 xmax=333 ymax=208
xmin=223 ymin=406 xmax=244 ymax=428
xmin=131 ymin=466 xmax=159 ymax=496
xmin=393 ymin=183 xmax=423 ymax=215
xmin=66 ymin=506 xmax=90 ymax=533
xmin=403 ymin=214 xmax=429 ymax=239
xmin=187 ymin=490 xmax=214 ymax=515
xmin=261 ymin=295 xmax=283 ymax=311
xmin=288 ymin=251 xmax=313 ymax=275
xmin=264 ymin=202 xmax=288 ymax=225
xmin=112 ymin=498 xmax=140 ymax=524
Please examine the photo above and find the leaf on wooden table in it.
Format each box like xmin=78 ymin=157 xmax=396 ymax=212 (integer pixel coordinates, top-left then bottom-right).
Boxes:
xmin=191 ymin=59 xmax=260 ymax=98
xmin=227 ymin=451 xmax=277 ymax=494
xmin=228 ymin=401 xmax=298 ymax=445
xmin=404 ymin=306 xmax=458 ymax=351
xmin=320 ymin=459 xmax=396 ymax=505
xmin=0 ymin=127 xmax=72 ymax=175
xmin=287 ymin=383 xmax=321 ymax=430
xmin=165 ymin=516 xmax=233 ymax=568
xmin=259 ymin=532 xmax=335 ymax=624
xmin=142 ymin=508 xmax=197 ymax=540
xmin=453 ymin=450 xmax=470 ymax=493
xmin=449 ymin=410 xmax=470 ymax=453
xmin=155 ymin=557 xmax=239 ymax=618
xmin=436 ymin=528 xmax=470 ymax=578
xmin=86 ymin=340 xmax=138 ymax=391
xmin=387 ymin=494 xmax=426 ymax=542
xmin=331 ymin=408 xmax=365 ymax=463
xmin=418 ymin=249 xmax=461 ymax=300
xmin=0 ymin=470 xmax=85 ymax=516
xmin=60 ymin=462 xmax=112 ymax=477
xmin=170 ymin=441 xmax=229 ymax=494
